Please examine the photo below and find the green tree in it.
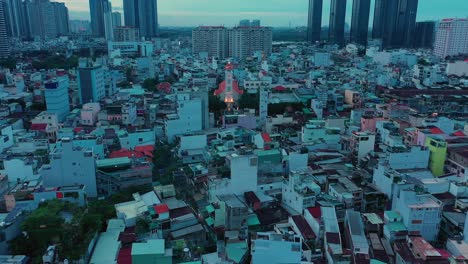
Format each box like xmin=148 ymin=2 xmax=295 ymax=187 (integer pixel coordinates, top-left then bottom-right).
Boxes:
xmin=0 ymin=57 xmax=17 ymax=70
xmin=30 ymin=102 xmax=46 ymax=111
xmin=117 ymin=81 xmax=130 ymax=88
xmin=208 ymin=92 xmax=226 ymax=113
xmin=135 ymin=218 xmax=150 ymax=235
xmin=126 ymin=68 xmax=133 ymax=82
xmin=10 ymin=200 xmax=103 ymax=263
xmin=268 ymin=102 xmax=304 ymax=116
xmin=238 ymin=92 xmax=259 ymax=109
xmin=164 ymin=74 xmax=178 ymax=84
xmin=143 ymin=78 xmax=158 ymax=91
xmin=152 ymin=142 xmax=181 ymax=185
xmin=32 ymin=55 xmax=78 ymax=70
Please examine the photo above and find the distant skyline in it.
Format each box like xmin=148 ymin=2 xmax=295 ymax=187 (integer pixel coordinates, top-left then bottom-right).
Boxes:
xmin=64 ymin=0 xmax=468 ymax=27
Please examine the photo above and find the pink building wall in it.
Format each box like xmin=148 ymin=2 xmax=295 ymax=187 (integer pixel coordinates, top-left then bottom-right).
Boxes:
xmin=361 ymin=117 xmax=386 ymax=132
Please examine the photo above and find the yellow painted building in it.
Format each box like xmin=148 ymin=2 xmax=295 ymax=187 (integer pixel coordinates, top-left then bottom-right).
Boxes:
xmin=425 ymin=136 xmax=447 ymax=177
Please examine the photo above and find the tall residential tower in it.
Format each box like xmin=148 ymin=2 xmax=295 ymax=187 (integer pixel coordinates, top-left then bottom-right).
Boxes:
xmin=434 ymin=19 xmax=468 ymax=58
xmin=328 ymin=0 xmax=347 ymax=46
xmin=89 ymin=0 xmax=112 ymax=38
xmin=0 ymin=0 xmax=9 ymax=57
xmin=123 ymin=0 xmax=158 ymax=38
xmin=350 ymin=0 xmax=370 ymax=46
xmin=373 ymin=0 xmax=419 ymax=48
xmin=307 ymin=0 xmax=323 ymax=43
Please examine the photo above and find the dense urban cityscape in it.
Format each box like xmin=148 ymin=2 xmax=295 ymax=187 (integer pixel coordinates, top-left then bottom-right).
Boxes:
xmin=0 ymin=0 xmax=467 ymax=263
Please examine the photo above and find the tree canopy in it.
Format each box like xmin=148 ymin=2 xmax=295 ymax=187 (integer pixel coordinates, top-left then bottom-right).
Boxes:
xmin=143 ymin=78 xmax=158 ymax=91
xmin=32 ymin=55 xmax=78 ymax=70
xmin=10 ymin=200 xmax=101 ymax=263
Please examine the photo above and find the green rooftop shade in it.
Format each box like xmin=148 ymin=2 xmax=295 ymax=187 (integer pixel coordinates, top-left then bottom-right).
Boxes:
xmin=206 ymin=205 xmax=215 ymax=214
xmin=96 ymin=157 xmax=131 ymax=168
xmin=226 ymin=242 xmax=247 ymax=263
xmin=386 ymin=221 xmax=407 ymax=232
xmin=205 ymin=217 xmax=214 ymax=226
xmin=247 ymin=214 xmax=260 ymax=226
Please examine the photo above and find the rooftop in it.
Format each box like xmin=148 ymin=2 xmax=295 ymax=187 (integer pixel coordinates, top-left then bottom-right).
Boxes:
xmin=132 ymin=239 xmax=166 ymax=256
xmin=96 ymin=157 xmax=131 ymax=169
xmin=226 ymin=241 xmax=248 ymax=263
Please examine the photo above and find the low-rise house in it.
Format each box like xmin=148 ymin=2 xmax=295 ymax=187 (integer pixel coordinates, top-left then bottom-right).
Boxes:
xmin=251 ymin=232 xmax=302 ymax=264
xmin=115 ymin=200 xmax=148 ymax=227
xmin=131 ymin=239 xmax=172 ymax=264
xmin=0 ymin=205 xmax=27 ymax=254
xmin=282 ymin=171 xmax=320 ymax=214
xmin=96 ymin=157 xmax=152 ymax=196
xmin=344 ymin=210 xmax=370 ymax=263
xmin=383 ymin=211 xmax=408 ymax=243
xmin=89 ymin=219 xmax=125 ymax=264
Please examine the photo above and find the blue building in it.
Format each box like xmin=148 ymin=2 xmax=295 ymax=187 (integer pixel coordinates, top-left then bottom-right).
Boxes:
xmin=44 ymin=77 xmax=70 ymax=122
xmin=77 ymin=64 xmax=105 ymax=104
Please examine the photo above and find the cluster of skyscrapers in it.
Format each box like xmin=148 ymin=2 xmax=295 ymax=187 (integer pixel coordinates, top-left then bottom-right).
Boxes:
xmin=0 ymin=0 xmax=69 ymax=39
xmin=90 ymin=0 xmax=158 ymax=39
xmin=308 ymin=0 xmax=420 ymax=48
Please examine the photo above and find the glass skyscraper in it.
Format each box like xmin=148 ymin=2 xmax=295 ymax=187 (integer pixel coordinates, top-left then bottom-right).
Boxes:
xmin=123 ymin=0 xmax=158 ymax=38
xmin=307 ymin=0 xmax=322 ymax=43
xmin=373 ymin=0 xmax=419 ymax=48
xmin=328 ymin=0 xmax=347 ymax=46
xmin=89 ymin=0 xmax=112 ymax=39
xmin=350 ymin=0 xmax=371 ymax=46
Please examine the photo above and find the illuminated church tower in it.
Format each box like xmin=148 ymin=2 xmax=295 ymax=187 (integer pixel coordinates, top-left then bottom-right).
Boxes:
xmin=214 ymin=63 xmax=243 ymax=110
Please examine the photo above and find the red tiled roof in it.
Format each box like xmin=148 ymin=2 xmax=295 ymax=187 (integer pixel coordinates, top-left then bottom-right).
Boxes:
xmin=436 ymin=249 xmax=451 ymax=259
xmin=214 ymin=80 xmax=244 ymax=96
xmin=291 ymin=215 xmax=315 ymax=240
xmin=453 ymin=131 xmax=466 ymax=137
xmin=109 ymin=149 xmax=145 ymax=159
xmin=232 ymin=81 xmax=243 ymax=95
xmin=135 ymin=145 xmax=154 ymax=158
xmin=274 ymin=85 xmax=286 ymax=91
xmin=244 ymin=191 xmax=260 ymax=204
xmin=157 ymin=82 xmax=172 ymax=94
xmin=307 ymin=206 xmax=322 ymax=219
xmin=430 ymin=127 xmax=445 ymax=134
xmin=154 ymin=204 xmax=169 ymax=214
xmin=30 ymin=123 xmax=47 ymax=131
xmin=118 ymin=232 xmax=136 ymax=244
xmin=117 ymin=247 xmax=132 ymax=264
xmin=261 ymin=133 xmax=272 ymax=143
xmin=214 ymin=81 xmax=225 ymax=96
xmin=225 ymin=63 xmax=234 ymax=70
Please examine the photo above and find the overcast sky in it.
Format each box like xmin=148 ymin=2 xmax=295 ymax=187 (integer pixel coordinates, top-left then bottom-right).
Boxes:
xmin=64 ymin=0 xmax=468 ymax=27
